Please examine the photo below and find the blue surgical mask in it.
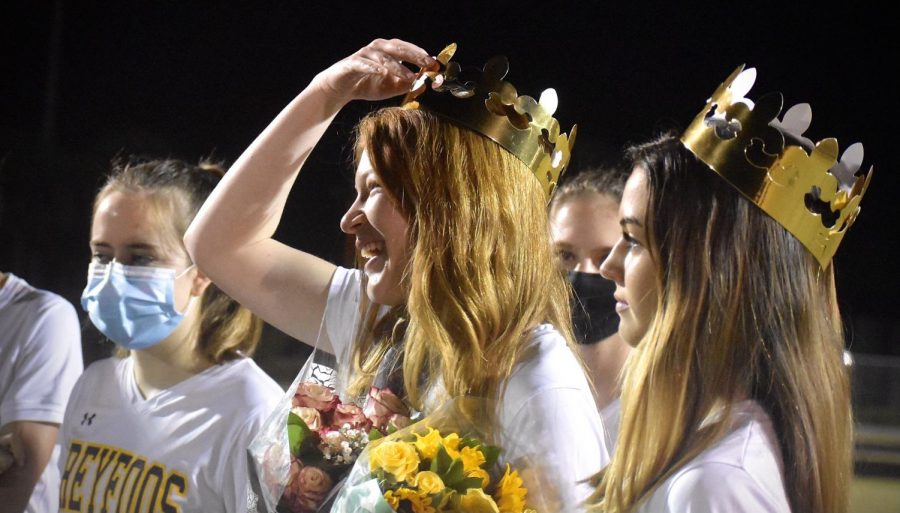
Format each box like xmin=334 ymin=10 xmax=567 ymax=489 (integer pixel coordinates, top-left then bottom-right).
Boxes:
xmin=80 ymin=262 xmax=194 ymax=350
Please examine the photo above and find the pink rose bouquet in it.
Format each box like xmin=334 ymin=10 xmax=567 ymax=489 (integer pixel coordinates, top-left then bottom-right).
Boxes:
xmin=365 ymin=387 xmax=411 ymax=429
xmin=293 ymin=383 xmax=340 ymax=412
xmin=277 ymin=384 xmax=413 ymax=513
xmin=281 ymin=456 xmax=335 ymax=513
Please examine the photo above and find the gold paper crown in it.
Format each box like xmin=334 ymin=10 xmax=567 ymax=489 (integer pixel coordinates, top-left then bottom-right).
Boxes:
xmin=681 ymin=65 xmax=873 ymax=268
xmin=401 ymin=44 xmax=577 ymax=198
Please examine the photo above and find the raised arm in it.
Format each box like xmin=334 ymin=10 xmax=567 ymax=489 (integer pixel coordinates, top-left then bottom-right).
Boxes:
xmin=184 ymin=39 xmax=433 ymax=348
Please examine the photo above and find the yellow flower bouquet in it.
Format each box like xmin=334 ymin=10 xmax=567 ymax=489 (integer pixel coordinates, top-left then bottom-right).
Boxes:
xmin=331 ymin=398 xmax=537 ymax=513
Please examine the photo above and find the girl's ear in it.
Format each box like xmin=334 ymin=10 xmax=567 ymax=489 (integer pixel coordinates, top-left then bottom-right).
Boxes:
xmin=190 ymin=266 xmax=212 ymax=297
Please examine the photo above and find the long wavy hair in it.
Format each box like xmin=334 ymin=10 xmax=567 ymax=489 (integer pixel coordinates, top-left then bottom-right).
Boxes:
xmin=95 ymin=158 xmax=263 ymax=363
xmin=591 ymin=134 xmax=852 ymax=513
xmin=345 ymin=107 xmax=575 ymax=408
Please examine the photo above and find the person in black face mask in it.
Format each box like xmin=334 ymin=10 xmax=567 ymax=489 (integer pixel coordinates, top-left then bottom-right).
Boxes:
xmin=550 ymin=167 xmax=632 ymax=449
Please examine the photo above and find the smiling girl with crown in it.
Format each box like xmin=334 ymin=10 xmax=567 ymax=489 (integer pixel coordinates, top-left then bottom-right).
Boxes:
xmin=588 ymin=66 xmax=870 ymax=513
xmin=185 ymin=39 xmax=609 ymax=511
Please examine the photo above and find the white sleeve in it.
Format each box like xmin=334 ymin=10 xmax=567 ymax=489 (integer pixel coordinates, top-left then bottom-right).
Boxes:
xmin=497 ymin=330 xmax=610 ymax=513
xmin=0 ymin=295 xmax=83 ymax=425
xmin=322 ymin=266 xmax=362 ymax=366
xmin=500 ymin=386 xmax=609 ymax=513
xmin=659 ymin=463 xmax=787 ymax=513
xmin=223 ymin=394 xmax=282 ymax=513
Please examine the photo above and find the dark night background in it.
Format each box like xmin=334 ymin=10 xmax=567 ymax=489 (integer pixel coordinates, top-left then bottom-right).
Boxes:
xmin=2 ymin=2 xmax=897 ymax=373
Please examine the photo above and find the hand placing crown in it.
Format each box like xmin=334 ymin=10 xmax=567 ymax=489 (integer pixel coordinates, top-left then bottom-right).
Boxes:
xmin=681 ymin=65 xmax=873 ymax=268
xmin=401 ymin=43 xmax=577 ymax=198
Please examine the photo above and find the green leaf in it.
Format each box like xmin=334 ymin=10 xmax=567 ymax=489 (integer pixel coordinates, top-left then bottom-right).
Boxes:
xmin=431 ymin=489 xmax=454 ymax=510
xmin=444 ymin=458 xmax=464 ymax=486
xmin=373 ymin=468 xmax=400 ymax=489
xmin=287 ymin=412 xmax=311 ymax=455
xmin=456 ymin=476 xmax=485 ymax=491
xmin=481 ymin=445 xmax=500 ymax=468
xmin=432 ymin=445 xmax=452 ymax=474
xmin=368 ymin=428 xmax=384 ymax=441
xmin=460 ymin=436 xmax=481 ymax=449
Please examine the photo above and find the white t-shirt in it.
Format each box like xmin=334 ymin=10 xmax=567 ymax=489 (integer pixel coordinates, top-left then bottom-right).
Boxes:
xmin=0 ymin=273 xmax=83 ymax=513
xmin=599 ymin=397 xmax=621 ymax=454
xmin=637 ymin=400 xmax=790 ymax=513
xmin=58 ymin=355 xmax=283 ymax=513
xmin=323 ymin=267 xmax=610 ymax=512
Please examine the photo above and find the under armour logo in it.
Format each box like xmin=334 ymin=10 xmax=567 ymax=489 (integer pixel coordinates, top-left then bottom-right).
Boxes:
xmin=81 ymin=413 xmax=96 ymax=425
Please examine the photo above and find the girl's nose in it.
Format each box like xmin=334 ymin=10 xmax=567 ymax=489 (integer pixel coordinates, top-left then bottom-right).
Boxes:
xmin=340 ymin=200 xmax=365 ymax=235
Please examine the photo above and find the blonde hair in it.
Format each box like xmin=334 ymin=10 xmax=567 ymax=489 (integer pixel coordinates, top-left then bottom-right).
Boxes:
xmin=346 ymin=107 xmax=575 ymax=408
xmin=95 ymin=158 xmax=263 ymax=363
xmin=591 ymin=134 xmax=852 ymax=513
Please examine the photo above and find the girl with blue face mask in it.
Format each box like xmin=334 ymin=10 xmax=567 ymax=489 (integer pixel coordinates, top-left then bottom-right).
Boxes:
xmin=59 ymin=159 xmax=283 ymax=513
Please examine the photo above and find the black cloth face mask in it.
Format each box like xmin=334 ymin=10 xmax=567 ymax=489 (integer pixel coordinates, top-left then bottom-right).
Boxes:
xmin=568 ymin=271 xmax=619 ymax=345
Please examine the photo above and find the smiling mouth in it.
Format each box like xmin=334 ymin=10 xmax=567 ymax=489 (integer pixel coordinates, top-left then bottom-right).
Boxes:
xmin=359 ymin=241 xmax=385 ymax=259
